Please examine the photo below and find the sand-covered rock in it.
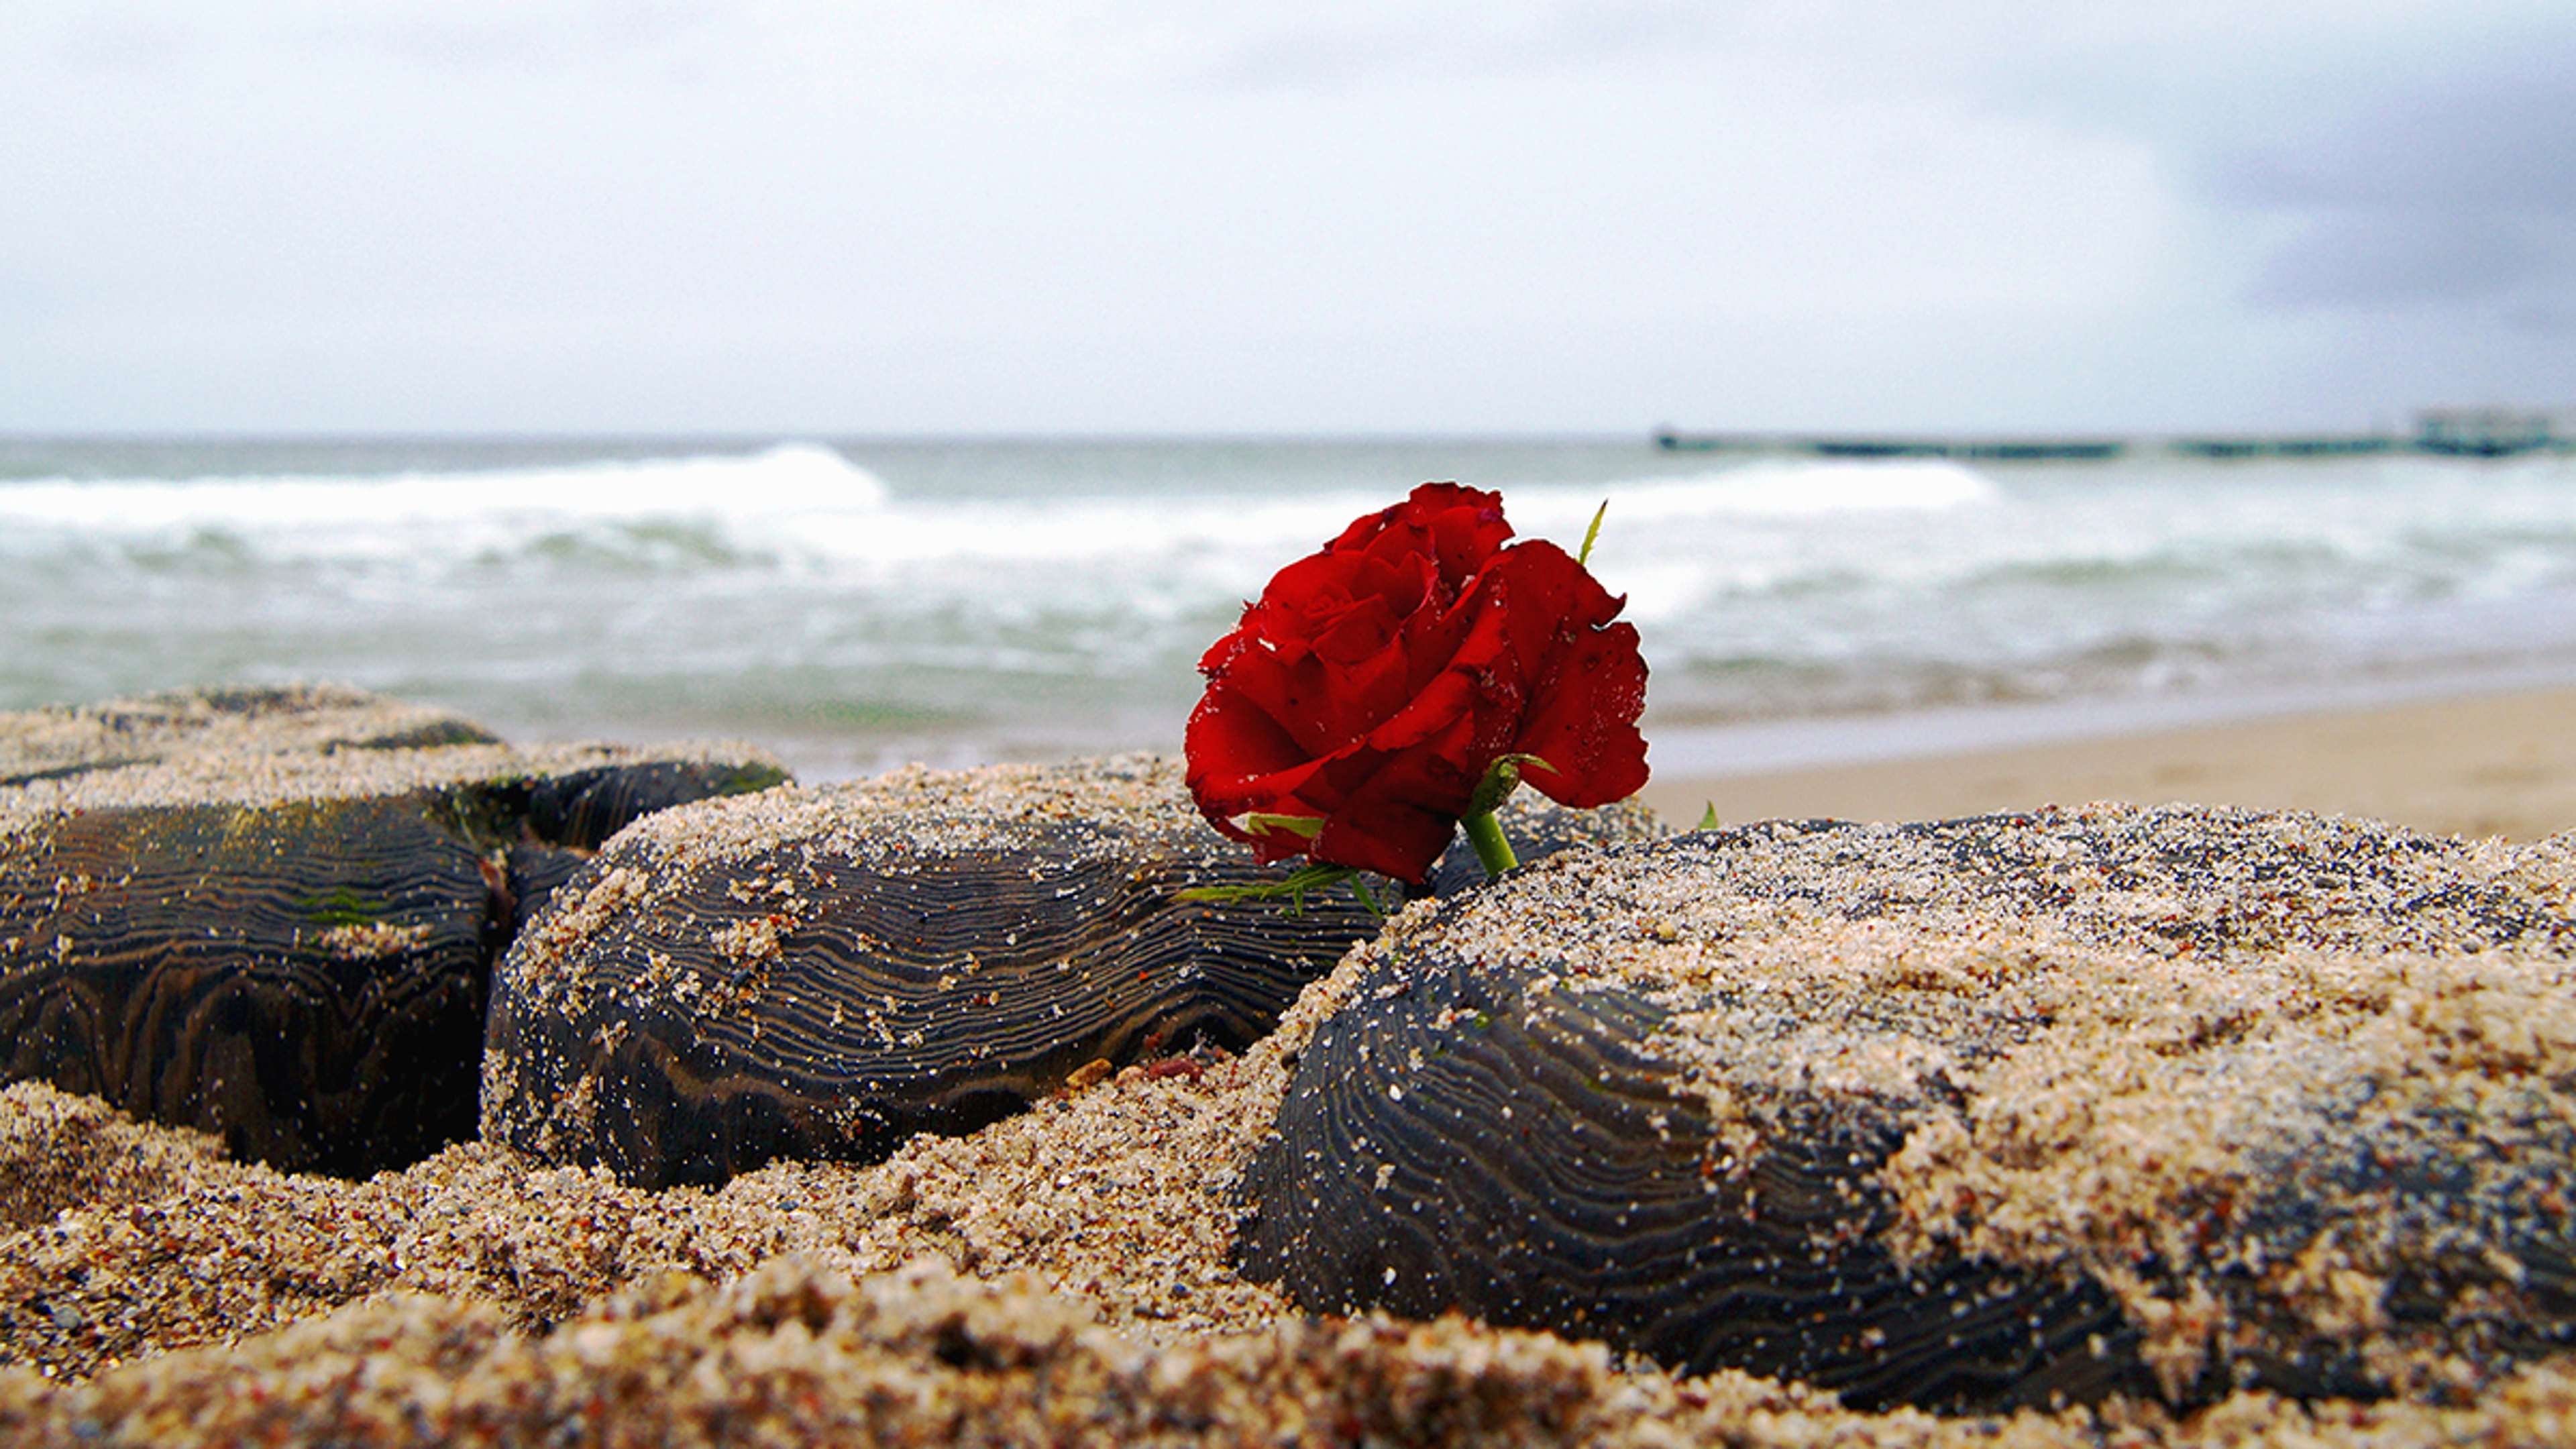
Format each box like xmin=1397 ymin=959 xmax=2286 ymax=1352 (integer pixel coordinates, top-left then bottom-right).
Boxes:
xmin=1240 ymin=805 xmax=2576 ymax=1412
xmin=4 ymin=1248 xmax=2574 ymax=1448
xmin=0 ymin=683 xmax=498 ymax=788
xmin=3 ymin=763 xmax=2573 ymax=1444
xmin=0 ymin=686 xmax=788 ymax=1175
xmin=483 ymin=756 xmax=1662 ymax=1188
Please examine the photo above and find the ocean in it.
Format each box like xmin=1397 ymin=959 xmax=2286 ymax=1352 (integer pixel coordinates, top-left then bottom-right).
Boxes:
xmin=5 ymin=435 xmax=2575 ymax=784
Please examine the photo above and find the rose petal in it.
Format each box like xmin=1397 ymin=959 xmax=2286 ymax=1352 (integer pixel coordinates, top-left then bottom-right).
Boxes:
xmin=1333 ymin=483 xmax=1513 ymax=604
xmin=1185 ymin=485 xmax=1648 ymax=883
xmin=1472 ymin=546 xmax=1650 ymax=805
xmin=1513 ymin=621 xmax=1651 ymax=806
xmin=1365 ymin=594 xmax=1513 ymax=754
xmin=1184 ymin=684 xmax=1313 ymax=789
xmin=1308 ymin=727 xmax=1482 ymax=882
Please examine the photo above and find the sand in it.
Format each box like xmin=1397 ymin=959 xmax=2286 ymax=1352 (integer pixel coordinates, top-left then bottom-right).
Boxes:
xmin=3 ymin=685 xmax=2576 ymax=1444
xmin=1641 ymin=682 xmax=2576 ymax=843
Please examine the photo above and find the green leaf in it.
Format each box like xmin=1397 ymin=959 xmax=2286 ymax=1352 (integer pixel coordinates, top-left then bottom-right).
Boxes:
xmin=1241 ymin=811 xmax=1324 ymax=839
xmin=1346 ymin=874 xmax=1387 ymax=915
xmin=1175 ymin=864 xmax=1385 ymax=917
xmin=1697 ymin=801 xmax=1720 ymax=831
xmin=1576 ymin=499 xmax=1609 ymax=568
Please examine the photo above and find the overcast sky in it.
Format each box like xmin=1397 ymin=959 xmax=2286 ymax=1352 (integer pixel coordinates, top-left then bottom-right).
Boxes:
xmin=5 ymin=1 xmax=2572 ymax=436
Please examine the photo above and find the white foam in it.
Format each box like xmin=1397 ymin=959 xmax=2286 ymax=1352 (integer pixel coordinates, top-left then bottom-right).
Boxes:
xmin=1495 ymin=459 xmax=2000 ymax=536
xmin=780 ymin=488 xmax=1375 ymax=571
xmin=0 ymin=448 xmax=2004 ymax=592
xmin=8 ymin=442 xmax=2575 ymax=765
xmin=0 ymin=442 xmax=887 ymax=542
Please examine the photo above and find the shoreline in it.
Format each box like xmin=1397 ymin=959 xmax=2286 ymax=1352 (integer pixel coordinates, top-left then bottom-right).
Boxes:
xmin=720 ymin=675 xmax=2576 ymax=845
xmin=1638 ymin=680 xmax=2576 ymax=842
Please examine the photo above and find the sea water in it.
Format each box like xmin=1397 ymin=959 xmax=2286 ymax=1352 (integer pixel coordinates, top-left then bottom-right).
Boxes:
xmin=5 ymin=435 xmax=2575 ymax=782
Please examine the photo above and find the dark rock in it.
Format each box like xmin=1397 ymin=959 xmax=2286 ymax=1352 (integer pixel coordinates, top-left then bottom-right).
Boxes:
xmin=1236 ymin=805 xmax=2576 ymax=1413
xmin=0 ymin=687 xmax=788 ymax=1177
xmin=0 ymin=795 xmax=500 ymax=1179
xmin=483 ymin=760 xmax=1662 ymax=1189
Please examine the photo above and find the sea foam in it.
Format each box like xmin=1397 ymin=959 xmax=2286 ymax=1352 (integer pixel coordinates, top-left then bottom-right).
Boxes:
xmin=3 ymin=437 xmax=2572 ymax=781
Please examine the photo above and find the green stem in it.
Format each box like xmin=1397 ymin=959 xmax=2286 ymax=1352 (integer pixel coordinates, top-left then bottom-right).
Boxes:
xmin=1462 ymin=809 xmax=1518 ymax=878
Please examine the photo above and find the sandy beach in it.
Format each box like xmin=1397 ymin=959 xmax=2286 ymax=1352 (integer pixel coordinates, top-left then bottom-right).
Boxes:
xmin=1642 ymin=682 xmax=2576 ymax=843
xmin=3 ymin=682 xmax=2575 ymax=1445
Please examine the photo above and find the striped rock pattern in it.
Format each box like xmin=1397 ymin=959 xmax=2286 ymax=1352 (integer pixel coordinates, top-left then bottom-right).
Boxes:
xmin=2 ymin=796 xmax=500 ymax=1179
xmin=0 ymin=687 xmax=787 ymax=1176
xmin=1236 ymin=806 xmax=2576 ymax=1413
xmin=484 ymin=759 xmax=1662 ymax=1189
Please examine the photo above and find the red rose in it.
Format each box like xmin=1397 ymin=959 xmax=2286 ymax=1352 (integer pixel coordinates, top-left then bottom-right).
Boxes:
xmin=1185 ymin=482 xmax=1650 ymax=884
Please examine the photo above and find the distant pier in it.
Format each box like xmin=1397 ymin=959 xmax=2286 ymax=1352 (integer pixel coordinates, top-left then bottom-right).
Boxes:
xmin=2164 ymin=435 xmax=2402 ymax=460
xmin=1652 ymin=430 xmax=2131 ymax=461
xmin=1655 ymin=408 xmax=2573 ymax=462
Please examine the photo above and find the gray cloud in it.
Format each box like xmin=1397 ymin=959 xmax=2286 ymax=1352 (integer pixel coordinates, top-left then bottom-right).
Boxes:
xmin=2214 ymin=43 xmax=2576 ymax=309
xmin=2216 ymin=60 xmax=2576 ymax=211
xmin=2247 ymin=219 xmax=2554 ymax=308
xmin=9 ymin=1 xmax=2576 ymax=432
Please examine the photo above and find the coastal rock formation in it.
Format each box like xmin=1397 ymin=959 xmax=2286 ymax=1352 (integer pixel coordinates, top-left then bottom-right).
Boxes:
xmin=0 ymin=686 xmax=788 ymax=1177
xmin=1236 ymin=806 xmax=2576 ymax=1413
xmin=484 ymin=758 xmax=1661 ymax=1189
xmin=4 ymin=757 xmax=2576 ymax=1442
